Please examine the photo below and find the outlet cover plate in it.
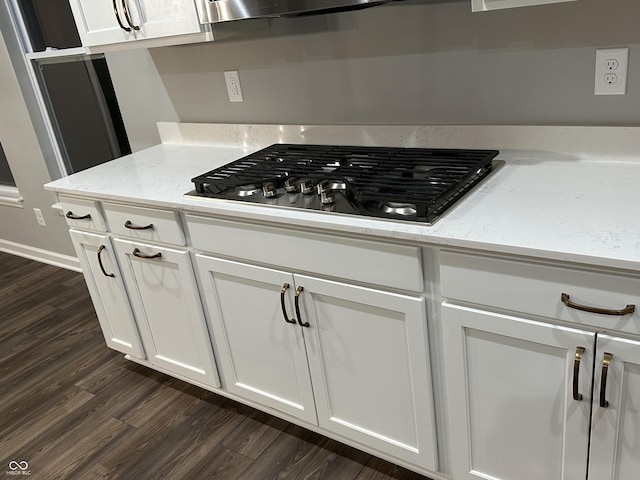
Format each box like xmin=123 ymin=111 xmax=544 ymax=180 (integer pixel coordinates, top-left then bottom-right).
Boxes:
xmin=595 ymin=48 xmax=629 ymax=95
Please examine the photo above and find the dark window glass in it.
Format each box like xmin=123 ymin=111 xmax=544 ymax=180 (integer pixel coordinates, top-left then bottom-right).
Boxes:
xmin=16 ymin=0 xmax=81 ymax=52
xmin=36 ymin=55 xmax=131 ymax=174
xmin=0 ymin=143 xmax=16 ymax=186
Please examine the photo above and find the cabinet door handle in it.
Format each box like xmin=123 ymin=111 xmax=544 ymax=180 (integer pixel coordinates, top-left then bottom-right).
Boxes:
xmin=600 ymin=352 xmax=613 ymax=408
xmin=280 ymin=283 xmax=297 ymax=324
xmin=125 ymin=220 xmax=154 ymax=230
xmin=561 ymin=293 xmax=635 ymax=316
xmin=573 ymin=346 xmax=586 ymax=401
xmin=112 ymin=0 xmax=132 ymax=31
xmin=66 ymin=211 xmax=91 ymax=220
xmin=121 ymin=0 xmax=140 ymax=30
xmin=97 ymin=245 xmax=115 ymax=278
xmin=294 ymin=286 xmax=310 ymax=327
xmin=132 ymin=248 xmax=161 ymax=259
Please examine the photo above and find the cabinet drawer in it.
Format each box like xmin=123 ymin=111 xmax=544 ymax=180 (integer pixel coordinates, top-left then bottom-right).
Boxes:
xmin=59 ymin=195 xmax=107 ymax=232
xmin=440 ymin=251 xmax=640 ymax=336
xmin=186 ymin=214 xmax=423 ymax=293
xmin=103 ymin=203 xmax=185 ymax=246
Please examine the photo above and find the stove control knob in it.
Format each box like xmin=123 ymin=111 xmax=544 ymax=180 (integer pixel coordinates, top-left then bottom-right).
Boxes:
xmin=321 ymin=190 xmax=335 ymax=205
xmin=262 ymin=182 xmax=277 ymax=198
xmin=316 ymin=180 xmax=330 ymax=195
xmin=284 ymin=177 xmax=298 ymax=193
xmin=300 ymin=179 xmax=314 ymax=195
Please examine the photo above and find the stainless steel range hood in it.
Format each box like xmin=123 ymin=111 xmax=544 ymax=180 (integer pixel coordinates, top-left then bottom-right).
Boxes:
xmin=197 ymin=0 xmax=398 ymax=24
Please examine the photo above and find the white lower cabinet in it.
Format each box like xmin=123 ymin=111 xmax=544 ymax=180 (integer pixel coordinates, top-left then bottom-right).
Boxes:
xmin=443 ymin=303 xmax=640 ymax=480
xmin=195 ymin=254 xmax=438 ymax=471
xmin=69 ymin=229 xmax=145 ymax=358
xmin=114 ymin=238 xmax=220 ymax=388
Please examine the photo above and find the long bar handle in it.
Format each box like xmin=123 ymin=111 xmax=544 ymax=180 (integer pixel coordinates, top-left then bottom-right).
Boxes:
xmin=294 ymin=286 xmax=309 ymax=327
xmin=113 ymin=0 xmax=131 ymax=31
xmin=121 ymin=0 xmax=140 ymax=30
xmin=600 ymin=352 xmax=613 ymax=408
xmin=561 ymin=293 xmax=635 ymax=316
xmin=280 ymin=283 xmax=297 ymax=324
xmin=132 ymin=248 xmax=161 ymax=259
xmin=125 ymin=220 xmax=153 ymax=230
xmin=97 ymin=245 xmax=115 ymax=278
xmin=66 ymin=211 xmax=91 ymax=220
xmin=573 ymin=346 xmax=586 ymax=401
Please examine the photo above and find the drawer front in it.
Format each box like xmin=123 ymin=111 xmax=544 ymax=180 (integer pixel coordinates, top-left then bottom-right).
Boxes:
xmin=59 ymin=195 xmax=107 ymax=232
xmin=440 ymin=250 xmax=640 ymax=336
xmin=186 ymin=214 xmax=423 ymax=293
xmin=103 ymin=203 xmax=185 ymax=246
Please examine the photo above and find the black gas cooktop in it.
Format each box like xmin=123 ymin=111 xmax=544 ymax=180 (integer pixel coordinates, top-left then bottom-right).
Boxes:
xmin=188 ymin=144 xmax=499 ymax=223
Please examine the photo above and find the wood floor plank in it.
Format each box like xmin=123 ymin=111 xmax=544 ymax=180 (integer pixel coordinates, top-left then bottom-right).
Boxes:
xmin=180 ymin=444 xmax=253 ymax=480
xmin=221 ymin=409 xmax=290 ymax=460
xmin=1 ymin=386 xmax=95 ymax=456
xmin=237 ymin=424 xmax=331 ymax=480
xmin=293 ymin=438 xmax=371 ymax=480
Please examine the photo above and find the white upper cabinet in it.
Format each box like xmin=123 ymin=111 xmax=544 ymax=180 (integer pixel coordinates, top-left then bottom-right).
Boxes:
xmin=68 ymin=0 xmax=206 ymax=49
xmin=472 ymin=0 xmax=578 ymax=12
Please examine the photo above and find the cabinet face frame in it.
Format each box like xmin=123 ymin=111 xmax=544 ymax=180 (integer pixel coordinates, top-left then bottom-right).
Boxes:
xmin=69 ymin=229 xmax=145 ymax=358
xmin=442 ymin=302 xmax=593 ymax=480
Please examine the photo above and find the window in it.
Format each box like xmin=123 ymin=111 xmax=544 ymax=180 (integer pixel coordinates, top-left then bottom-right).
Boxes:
xmin=3 ymin=0 xmax=131 ymax=179
xmin=0 ymin=142 xmax=22 ymax=207
xmin=0 ymin=143 xmax=16 ymax=186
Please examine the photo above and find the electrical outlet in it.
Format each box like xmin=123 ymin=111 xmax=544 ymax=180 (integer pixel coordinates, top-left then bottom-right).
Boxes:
xmin=33 ymin=208 xmax=46 ymax=227
xmin=224 ymin=71 xmax=244 ymax=102
xmin=595 ymin=47 xmax=629 ymax=95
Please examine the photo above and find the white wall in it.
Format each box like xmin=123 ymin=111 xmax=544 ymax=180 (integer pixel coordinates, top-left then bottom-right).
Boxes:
xmin=107 ymin=0 xmax=640 ymax=144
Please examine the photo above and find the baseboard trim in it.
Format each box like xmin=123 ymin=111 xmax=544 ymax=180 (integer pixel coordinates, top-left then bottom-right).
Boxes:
xmin=0 ymin=239 xmax=81 ymax=272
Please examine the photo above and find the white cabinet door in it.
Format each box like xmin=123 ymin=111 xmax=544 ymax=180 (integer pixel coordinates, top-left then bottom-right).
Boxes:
xmin=443 ymin=302 xmax=594 ymax=480
xmin=69 ymin=0 xmax=135 ymax=47
xmin=298 ymin=275 xmax=438 ymax=471
xmin=70 ymin=230 xmax=145 ymax=358
xmin=114 ymin=239 xmax=220 ymax=388
xmin=69 ymin=0 xmax=202 ymax=47
xmin=127 ymin=0 xmax=203 ymax=40
xmin=194 ymin=255 xmax=317 ymax=424
xmin=589 ymin=334 xmax=640 ymax=480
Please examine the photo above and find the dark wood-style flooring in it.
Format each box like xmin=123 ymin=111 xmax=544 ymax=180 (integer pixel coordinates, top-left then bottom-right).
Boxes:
xmin=0 ymin=251 xmax=432 ymax=480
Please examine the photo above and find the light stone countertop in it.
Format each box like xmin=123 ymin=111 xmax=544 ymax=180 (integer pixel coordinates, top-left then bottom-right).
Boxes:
xmin=45 ymin=124 xmax=640 ymax=273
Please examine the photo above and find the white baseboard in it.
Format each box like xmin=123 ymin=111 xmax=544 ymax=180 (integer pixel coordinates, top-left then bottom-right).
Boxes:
xmin=0 ymin=239 xmax=81 ymax=272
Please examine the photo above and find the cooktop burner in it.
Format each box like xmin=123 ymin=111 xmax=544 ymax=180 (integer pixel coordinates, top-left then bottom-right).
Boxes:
xmin=188 ymin=144 xmax=500 ymax=223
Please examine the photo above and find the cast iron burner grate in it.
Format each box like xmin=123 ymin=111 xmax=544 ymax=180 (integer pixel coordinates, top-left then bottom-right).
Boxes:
xmin=190 ymin=144 xmax=499 ymax=223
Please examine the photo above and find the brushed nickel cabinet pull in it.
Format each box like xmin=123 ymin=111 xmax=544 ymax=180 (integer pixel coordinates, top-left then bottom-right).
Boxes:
xmin=66 ymin=211 xmax=91 ymax=220
xmin=294 ymin=286 xmax=309 ymax=327
xmin=124 ymin=220 xmax=154 ymax=230
xmin=97 ymin=245 xmax=115 ymax=278
xmin=121 ymin=0 xmax=140 ymax=30
xmin=561 ymin=293 xmax=635 ymax=316
xmin=600 ymin=352 xmax=613 ymax=408
xmin=280 ymin=283 xmax=297 ymax=325
xmin=113 ymin=0 xmax=131 ymax=31
xmin=132 ymin=248 xmax=161 ymax=259
xmin=573 ymin=346 xmax=586 ymax=401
